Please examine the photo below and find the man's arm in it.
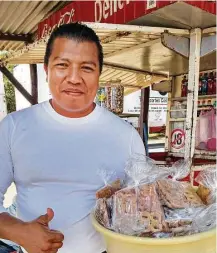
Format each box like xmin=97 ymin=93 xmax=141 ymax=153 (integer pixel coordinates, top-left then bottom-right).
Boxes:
xmin=0 ymin=116 xmax=64 ymax=253
xmin=0 ymin=116 xmax=27 ymax=245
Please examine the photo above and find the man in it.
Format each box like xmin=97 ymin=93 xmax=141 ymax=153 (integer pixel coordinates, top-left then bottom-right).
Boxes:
xmin=0 ymin=23 xmax=145 ymax=253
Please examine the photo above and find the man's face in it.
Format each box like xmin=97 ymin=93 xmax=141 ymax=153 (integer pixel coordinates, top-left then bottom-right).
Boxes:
xmin=45 ymin=38 xmax=100 ymax=112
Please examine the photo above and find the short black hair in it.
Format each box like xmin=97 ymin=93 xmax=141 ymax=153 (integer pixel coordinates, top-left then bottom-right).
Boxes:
xmin=44 ymin=22 xmax=104 ymax=73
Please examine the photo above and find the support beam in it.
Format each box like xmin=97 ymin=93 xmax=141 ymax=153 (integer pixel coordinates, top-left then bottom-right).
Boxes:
xmin=0 ymin=32 xmax=33 ymax=42
xmin=30 ymin=64 xmax=38 ymax=104
xmin=161 ymin=32 xmax=190 ymax=58
xmin=104 ymin=62 xmax=167 ymax=78
xmin=101 ymin=31 xmax=131 ymax=44
xmin=139 ymin=87 xmax=150 ymax=155
xmin=162 ymin=32 xmax=216 ymax=58
xmin=200 ymin=35 xmax=216 ymax=57
xmin=185 ymin=28 xmax=202 ymax=160
xmin=0 ymin=65 xmax=34 ymax=104
xmin=105 ymin=38 xmax=161 ymax=58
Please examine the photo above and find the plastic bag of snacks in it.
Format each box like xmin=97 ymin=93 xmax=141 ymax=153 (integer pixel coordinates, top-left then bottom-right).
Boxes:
xmin=95 ymin=166 xmax=122 ymax=228
xmin=163 ymin=206 xmax=205 ymax=236
xmin=94 ymin=156 xmax=214 ymax=238
xmin=156 ymin=160 xmax=205 ymax=235
xmin=191 ymin=203 xmax=216 ymax=233
xmin=112 ymin=155 xmax=169 ymax=236
xmin=157 ymin=159 xmax=204 ymax=209
xmin=105 ymin=86 xmax=124 ymax=114
xmin=196 ymin=167 xmax=216 ymax=205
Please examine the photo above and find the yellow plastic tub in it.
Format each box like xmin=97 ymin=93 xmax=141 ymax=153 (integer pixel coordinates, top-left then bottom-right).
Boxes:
xmin=91 ymin=212 xmax=216 ymax=253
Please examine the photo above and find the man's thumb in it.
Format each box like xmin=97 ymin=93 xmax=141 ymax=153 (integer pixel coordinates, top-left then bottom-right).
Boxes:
xmin=37 ymin=208 xmax=54 ymax=226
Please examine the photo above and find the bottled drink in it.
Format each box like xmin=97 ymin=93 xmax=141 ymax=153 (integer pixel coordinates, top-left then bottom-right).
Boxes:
xmin=212 ymin=72 xmax=216 ymax=94
xmin=207 ymin=72 xmax=214 ymax=95
xmin=201 ymin=73 xmax=208 ymax=95
xmin=181 ymin=75 xmax=188 ymax=97
xmin=197 ymin=101 xmax=201 ymax=117
xmin=198 ymin=73 xmax=203 ymax=95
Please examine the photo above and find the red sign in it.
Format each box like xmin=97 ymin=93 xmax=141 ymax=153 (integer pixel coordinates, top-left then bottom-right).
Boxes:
xmin=171 ymin=129 xmax=185 ymax=149
xmin=37 ymin=0 xmax=216 ymax=40
xmin=37 ymin=0 xmax=174 ymax=40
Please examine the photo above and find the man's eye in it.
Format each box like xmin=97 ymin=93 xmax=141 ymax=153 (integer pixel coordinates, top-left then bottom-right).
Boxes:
xmin=82 ymin=66 xmax=94 ymax=71
xmin=56 ymin=63 xmax=67 ymax=67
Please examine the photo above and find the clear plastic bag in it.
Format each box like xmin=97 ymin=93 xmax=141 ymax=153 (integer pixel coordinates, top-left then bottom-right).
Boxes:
xmin=124 ymin=154 xmax=170 ymax=186
xmin=196 ymin=167 xmax=216 ymax=205
xmin=157 ymin=159 xmax=204 ymax=209
xmin=106 ymin=86 xmax=124 ymax=114
xmin=163 ymin=206 xmax=205 ymax=236
xmin=96 ymin=166 xmax=122 ymax=199
xmin=191 ymin=203 xmax=216 ymax=234
xmin=95 ymin=166 xmax=122 ymax=229
xmin=111 ymin=154 xmax=168 ymax=236
xmin=195 ymin=109 xmax=216 ymax=151
xmin=170 ymin=101 xmax=186 ymax=118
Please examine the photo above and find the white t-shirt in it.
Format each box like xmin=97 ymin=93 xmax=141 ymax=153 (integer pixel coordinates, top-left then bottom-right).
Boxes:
xmin=0 ymin=101 xmax=145 ymax=253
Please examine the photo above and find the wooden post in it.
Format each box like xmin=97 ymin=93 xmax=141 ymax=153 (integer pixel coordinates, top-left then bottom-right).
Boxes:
xmin=139 ymin=87 xmax=150 ymax=155
xmin=0 ymin=65 xmax=34 ymax=104
xmin=185 ymin=28 xmax=202 ymax=160
xmin=0 ymin=71 xmax=7 ymax=120
xmin=30 ymin=64 xmax=38 ymax=104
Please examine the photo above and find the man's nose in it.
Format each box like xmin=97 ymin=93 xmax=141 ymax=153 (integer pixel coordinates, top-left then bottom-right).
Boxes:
xmin=66 ymin=68 xmax=82 ymax=84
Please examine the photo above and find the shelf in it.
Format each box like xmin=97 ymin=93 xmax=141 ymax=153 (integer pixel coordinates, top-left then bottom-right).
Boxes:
xmin=169 ymin=118 xmax=186 ymax=122
xmin=194 ymin=149 xmax=216 ymax=156
xmin=197 ymin=107 xmax=214 ymax=111
xmin=197 ymin=94 xmax=216 ymax=99
xmin=118 ymin=113 xmax=140 ymax=118
xmin=170 ymin=94 xmax=216 ymax=101
xmin=170 ymin=97 xmax=187 ymax=101
xmin=169 ymin=109 xmax=187 ymax=112
xmin=168 ymin=152 xmax=184 ymax=158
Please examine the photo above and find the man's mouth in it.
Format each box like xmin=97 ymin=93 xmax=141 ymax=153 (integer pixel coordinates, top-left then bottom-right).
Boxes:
xmin=63 ymin=89 xmax=84 ymax=96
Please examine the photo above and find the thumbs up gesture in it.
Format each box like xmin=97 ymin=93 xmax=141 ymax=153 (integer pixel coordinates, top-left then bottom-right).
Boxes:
xmin=18 ymin=208 xmax=64 ymax=253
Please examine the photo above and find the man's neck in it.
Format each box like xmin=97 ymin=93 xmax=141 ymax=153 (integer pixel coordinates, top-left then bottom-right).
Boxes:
xmin=49 ymin=100 xmax=96 ymax=118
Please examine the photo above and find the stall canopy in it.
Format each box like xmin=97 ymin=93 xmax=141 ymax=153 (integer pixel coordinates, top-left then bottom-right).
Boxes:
xmin=0 ymin=1 xmax=68 ymax=53
xmin=0 ymin=1 xmax=216 ymax=94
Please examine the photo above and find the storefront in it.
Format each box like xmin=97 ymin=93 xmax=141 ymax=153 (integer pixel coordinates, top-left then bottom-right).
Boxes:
xmin=0 ymin=0 xmax=216 ymax=175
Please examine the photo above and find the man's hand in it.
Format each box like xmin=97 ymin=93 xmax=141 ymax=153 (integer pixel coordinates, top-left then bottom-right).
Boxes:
xmin=19 ymin=208 xmax=64 ymax=253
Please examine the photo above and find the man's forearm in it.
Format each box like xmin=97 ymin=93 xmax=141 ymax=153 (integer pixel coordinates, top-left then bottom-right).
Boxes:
xmin=0 ymin=212 xmax=26 ymax=246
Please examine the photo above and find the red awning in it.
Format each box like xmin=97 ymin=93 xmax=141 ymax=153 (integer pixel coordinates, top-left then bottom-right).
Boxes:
xmin=37 ymin=1 xmax=216 ymax=39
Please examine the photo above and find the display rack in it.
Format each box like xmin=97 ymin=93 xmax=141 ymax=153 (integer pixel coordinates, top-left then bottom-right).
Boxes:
xmin=165 ymin=70 xmax=216 ymax=164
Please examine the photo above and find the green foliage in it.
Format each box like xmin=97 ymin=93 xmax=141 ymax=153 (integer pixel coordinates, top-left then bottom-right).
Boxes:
xmin=3 ymin=64 xmax=16 ymax=113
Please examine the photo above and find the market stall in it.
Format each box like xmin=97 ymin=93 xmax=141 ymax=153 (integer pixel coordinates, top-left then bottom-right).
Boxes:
xmin=0 ymin=1 xmax=216 ymax=252
xmin=0 ymin=0 xmax=216 ymax=169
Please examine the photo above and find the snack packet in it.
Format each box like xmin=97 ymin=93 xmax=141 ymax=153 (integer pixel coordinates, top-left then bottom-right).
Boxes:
xmin=95 ymin=166 xmax=122 ymax=229
xmin=112 ymin=154 xmax=168 ymax=236
xmin=96 ymin=166 xmax=122 ymax=199
xmin=196 ymin=167 xmax=216 ymax=205
xmin=157 ymin=159 xmax=204 ymax=209
xmin=191 ymin=203 xmax=216 ymax=233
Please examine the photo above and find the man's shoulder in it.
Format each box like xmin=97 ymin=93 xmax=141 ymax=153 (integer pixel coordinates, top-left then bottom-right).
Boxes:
xmin=99 ymin=106 xmax=133 ymax=132
xmin=9 ymin=102 xmax=46 ymax=123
